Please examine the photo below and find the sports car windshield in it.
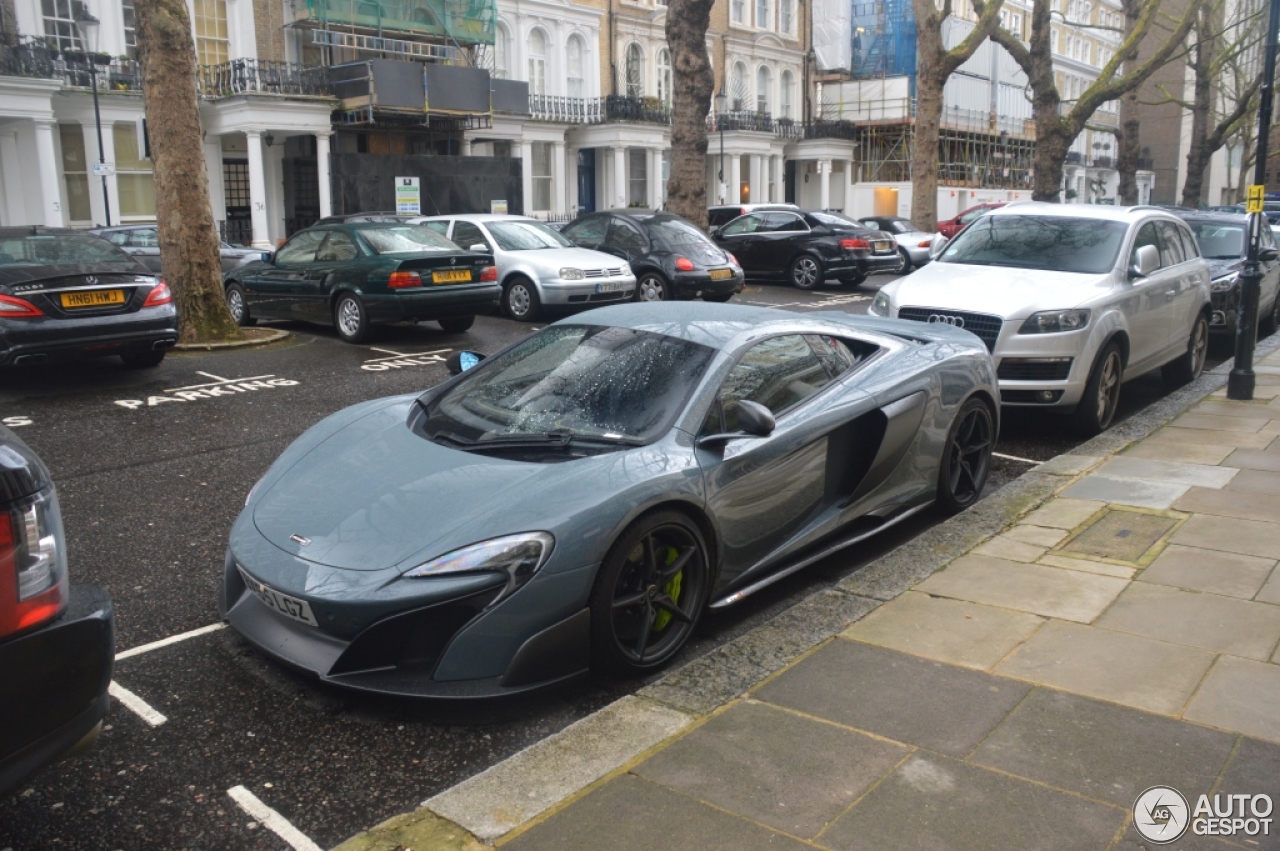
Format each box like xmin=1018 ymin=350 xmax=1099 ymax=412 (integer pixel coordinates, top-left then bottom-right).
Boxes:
xmin=424 ymin=325 xmax=716 ymax=444
xmin=0 ymin=234 xmax=133 ymax=265
xmin=939 ymin=215 xmax=1127 ymax=274
xmin=359 ymin=226 xmax=459 ymax=254
xmin=488 ymin=221 xmax=573 ymax=250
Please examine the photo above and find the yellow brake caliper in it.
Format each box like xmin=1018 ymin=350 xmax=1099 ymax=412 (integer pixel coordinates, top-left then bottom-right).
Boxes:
xmin=652 ymin=546 xmax=683 ymax=632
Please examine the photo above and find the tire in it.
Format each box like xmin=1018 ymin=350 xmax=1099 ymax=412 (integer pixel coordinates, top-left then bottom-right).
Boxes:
xmin=1163 ymin=311 xmax=1209 ymax=388
xmin=589 ymin=510 xmax=711 ymax=674
xmin=839 ymin=271 xmax=867 ymax=287
xmin=634 ymin=272 xmax=670 ymax=302
xmin=895 ymin=248 xmax=912 ymax=274
xmin=225 ymin=282 xmax=256 ymax=327
xmin=437 ymin=315 xmax=475 ymax=333
xmin=120 ymin=349 xmax=164 ymax=369
xmin=936 ymin=397 xmax=995 ymax=514
xmin=1071 ymin=341 xmax=1124 ymax=437
xmin=702 ymin=292 xmax=734 ymax=303
xmin=789 ymin=254 xmax=824 ymax=290
xmin=501 ymin=277 xmax=541 ymax=321
xmin=333 ymin=292 xmax=371 ymax=344
xmin=1264 ymin=294 xmax=1280 ymax=337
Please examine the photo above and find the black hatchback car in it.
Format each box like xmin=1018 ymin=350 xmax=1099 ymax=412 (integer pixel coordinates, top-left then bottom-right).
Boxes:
xmin=711 ymin=210 xmax=899 ymax=289
xmin=0 ymin=228 xmax=177 ymax=368
xmin=0 ymin=424 xmax=114 ymax=796
xmin=559 ymin=210 xmax=744 ymax=302
xmin=1173 ymin=211 xmax=1280 ymax=335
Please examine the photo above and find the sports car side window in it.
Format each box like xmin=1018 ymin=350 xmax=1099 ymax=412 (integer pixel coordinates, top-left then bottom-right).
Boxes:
xmin=718 ymin=335 xmax=834 ymax=431
xmin=805 ymin=335 xmax=861 ymax=378
xmin=276 ymin=230 xmax=326 ymax=264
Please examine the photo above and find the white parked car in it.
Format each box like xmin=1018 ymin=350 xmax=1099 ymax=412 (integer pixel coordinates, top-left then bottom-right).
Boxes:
xmin=416 ymin=214 xmax=636 ymax=321
xmin=869 ymin=203 xmax=1212 ymax=435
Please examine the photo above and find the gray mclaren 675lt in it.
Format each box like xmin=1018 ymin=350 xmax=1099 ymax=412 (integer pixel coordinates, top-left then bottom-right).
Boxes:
xmin=220 ymin=303 xmax=998 ymax=697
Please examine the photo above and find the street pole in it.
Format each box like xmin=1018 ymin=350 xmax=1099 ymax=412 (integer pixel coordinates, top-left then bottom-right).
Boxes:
xmin=1229 ymin=0 xmax=1280 ymax=400
xmin=715 ymin=89 xmax=727 ymax=205
xmin=89 ymin=61 xmax=111 ymax=227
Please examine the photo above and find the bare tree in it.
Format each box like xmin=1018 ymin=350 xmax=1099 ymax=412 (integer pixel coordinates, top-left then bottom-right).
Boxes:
xmin=135 ymin=0 xmax=240 ymax=343
xmin=990 ymin=0 xmax=1206 ymax=201
xmin=664 ymin=0 xmax=716 ymax=231
xmin=910 ymin=0 xmax=1007 ymax=231
xmin=1115 ymin=0 xmax=1143 ymax=203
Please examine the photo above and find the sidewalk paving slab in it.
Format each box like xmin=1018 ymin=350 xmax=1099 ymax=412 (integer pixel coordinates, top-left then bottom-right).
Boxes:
xmin=1137 ymin=544 xmax=1277 ymax=599
xmin=1095 ymin=582 xmax=1280 ymax=660
xmin=1174 ymin=485 xmax=1280 ymax=522
xmin=1222 ymin=447 xmax=1280 ymax=472
xmin=915 ymin=554 xmax=1129 ymax=622
xmin=1183 ymin=655 xmax=1280 ymax=743
xmin=1225 ymin=466 xmax=1280 ymax=494
xmin=1171 ymin=514 xmax=1280 ymax=560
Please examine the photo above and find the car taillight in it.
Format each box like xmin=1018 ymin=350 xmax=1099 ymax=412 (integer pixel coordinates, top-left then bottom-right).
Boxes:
xmin=388 ymin=271 xmax=423 ymax=289
xmin=0 ymin=293 xmax=43 ymax=318
xmin=918 ymin=240 xmax=932 ymax=248
xmin=675 ymin=257 xmax=695 ymax=271
xmin=142 ymin=280 xmax=172 ymax=307
xmin=840 ymin=238 xmax=871 ymax=251
xmin=0 ymin=490 xmax=68 ymax=639
xmin=479 ymin=265 xmax=498 ymax=282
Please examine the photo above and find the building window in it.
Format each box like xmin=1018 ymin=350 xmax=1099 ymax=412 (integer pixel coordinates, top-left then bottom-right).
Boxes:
xmin=657 ymin=48 xmax=672 ymax=105
xmin=567 ymin=35 xmax=585 ymax=98
xmin=59 ymin=124 xmax=90 ymax=223
xmin=122 ymin=0 xmax=138 ymax=59
xmin=628 ymin=148 xmax=647 ymax=206
xmin=756 ymin=0 xmax=768 ymax=28
xmin=528 ymin=29 xmax=547 ymax=96
xmin=193 ymin=0 xmax=230 ymax=66
xmin=756 ymin=65 xmax=771 ymax=114
xmin=731 ymin=0 xmax=745 ymax=24
xmin=42 ymin=0 xmax=82 ymax=52
xmin=730 ymin=61 xmax=748 ymax=111
xmin=113 ymin=123 xmax=156 ymax=218
xmin=780 ymin=70 xmax=793 ymax=119
xmin=531 ymin=142 xmax=552 ymax=212
xmin=780 ymin=0 xmax=794 ymax=32
xmin=493 ymin=25 xmax=510 ymax=79
xmin=625 ymin=42 xmax=643 ymax=98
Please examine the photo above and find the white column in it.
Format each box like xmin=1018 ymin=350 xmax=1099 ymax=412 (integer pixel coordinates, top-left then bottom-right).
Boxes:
xmin=728 ymin=152 xmax=741 ymax=204
xmin=462 ymin=137 xmax=473 ymax=156
xmin=613 ymin=145 xmax=626 ymax=208
xmin=648 ymin=147 xmax=662 ymax=209
xmin=771 ymin=154 xmax=783 ymax=202
xmin=244 ymin=130 xmax=271 ymax=248
xmin=82 ymin=122 xmax=118 ymax=226
xmin=204 ymin=136 xmax=226 ymax=224
xmin=519 ymin=140 xmax=534 ymax=214
xmin=0 ymin=131 xmax=23 ymax=225
xmin=33 ymin=120 xmax=63 ymax=227
xmin=748 ymin=154 xmax=762 ymax=205
xmin=316 ymin=132 xmax=333 ymax=219
xmin=844 ymin=158 xmax=856 ymax=215
xmin=818 ymin=159 xmax=831 ymax=211
xmin=552 ymin=140 xmax=567 ymax=215
xmin=267 ymin=141 xmax=286 ymax=244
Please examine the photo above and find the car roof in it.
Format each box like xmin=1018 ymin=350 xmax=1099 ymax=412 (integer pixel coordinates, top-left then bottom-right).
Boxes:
xmin=557 ymin=301 xmax=852 ymax=350
xmin=985 ymin=202 xmax=1183 ymax=223
xmin=415 ymin=214 xmax=538 ymax=224
xmin=1172 ymin=210 xmax=1249 ymax=224
xmin=0 ymin=227 xmax=97 ymax=238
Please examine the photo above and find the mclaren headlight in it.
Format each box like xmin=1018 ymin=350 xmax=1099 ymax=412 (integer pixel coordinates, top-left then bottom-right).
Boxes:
xmin=870 ymin=291 xmax=890 ymax=316
xmin=402 ymin=532 xmax=554 ymax=599
xmin=1211 ymin=272 xmax=1239 ymax=293
xmin=1018 ymin=309 xmax=1091 ymax=334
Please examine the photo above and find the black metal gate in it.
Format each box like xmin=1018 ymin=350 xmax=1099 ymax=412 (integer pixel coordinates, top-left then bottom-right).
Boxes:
xmin=221 ymin=160 xmax=253 ymax=246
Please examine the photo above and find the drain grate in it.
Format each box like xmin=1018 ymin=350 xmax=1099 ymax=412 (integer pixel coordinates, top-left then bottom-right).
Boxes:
xmin=1059 ymin=510 xmax=1178 ymax=563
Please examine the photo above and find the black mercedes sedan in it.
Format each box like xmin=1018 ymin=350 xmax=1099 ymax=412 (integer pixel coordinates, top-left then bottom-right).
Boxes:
xmin=0 ymin=424 xmax=114 ymax=796
xmin=223 ymin=221 xmax=500 ymax=343
xmin=0 ymin=228 xmax=177 ymax=368
xmin=559 ymin=210 xmax=745 ymax=302
xmin=710 ymin=209 xmax=900 ymax=289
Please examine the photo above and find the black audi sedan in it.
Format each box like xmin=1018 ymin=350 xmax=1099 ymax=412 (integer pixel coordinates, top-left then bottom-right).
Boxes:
xmin=0 ymin=227 xmax=177 ymax=368
xmin=710 ymin=209 xmax=900 ymax=289
xmin=559 ymin=210 xmax=745 ymax=302
xmin=223 ymin=221 xmax=501 ymax=343
xmin=0 ymin=424 xmax=114 ymax=796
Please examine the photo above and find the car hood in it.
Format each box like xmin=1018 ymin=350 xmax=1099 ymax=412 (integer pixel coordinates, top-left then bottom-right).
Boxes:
xmin=510 ymin=246 xmax=631 ymax=272
xmin=1205 ymin=257 xmax=1242 ymax=280
xmin=885 ymin=261 xmax=1109 ymax=318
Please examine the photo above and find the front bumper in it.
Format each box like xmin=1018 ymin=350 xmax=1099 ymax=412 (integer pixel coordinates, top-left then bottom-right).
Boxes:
xmin=0 ymin=584 xmax=114 ymax=796
xmin=670 ymin=270 xmax=745 ymax=299
xmin=0 ymin=308 xmax=178 ymax=365
xmin=539 ymin=277 xmax=637 ymax=307
xmin=368 ymin=283 xmax=502 ymax=323
xmin=1210 ymin=288 xmax=1239 ymax=333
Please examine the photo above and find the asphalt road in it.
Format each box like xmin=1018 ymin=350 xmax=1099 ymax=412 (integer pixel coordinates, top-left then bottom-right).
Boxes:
xmin=0 ymin=274 xmax=1234 ymax=850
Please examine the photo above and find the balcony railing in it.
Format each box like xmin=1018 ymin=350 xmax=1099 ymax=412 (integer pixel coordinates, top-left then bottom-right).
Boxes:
xmin=1090 ymin=155 xmax=1113 ymax=169
xmin=604 ymin=94 xmax=672 ymax=123
xmin=0 ymin=39 xmax=142 ymax=91
xmin=527 ymin=94 xmax=604 ymax=123
xmin=198 ymin=60 xmax=331 ymax=98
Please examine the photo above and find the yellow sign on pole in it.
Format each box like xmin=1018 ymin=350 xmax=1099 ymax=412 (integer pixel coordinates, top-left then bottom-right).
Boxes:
xmin=1247 ymin=184 xmax=1266 ymax=213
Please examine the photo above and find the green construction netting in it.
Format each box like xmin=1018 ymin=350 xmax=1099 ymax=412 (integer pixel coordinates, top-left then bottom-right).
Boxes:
xmin=304 ymin=0 xmax=495 ymax=46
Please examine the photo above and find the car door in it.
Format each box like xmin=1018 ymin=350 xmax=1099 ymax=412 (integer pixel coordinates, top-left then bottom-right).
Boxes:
xmin=1256 ymin=221 xmax=1280 ymax=316
xmin=451 ymin=220 xmax=490 ymax=254
xmin=603 ymin=217 xmax=650 ymax=267
xmin=301 ymin=230 xmax=361 ymax=321
xmin=246 ymin=229 xmax=325 ymax=319
xmin=124 ymin=227 xmax=163 ymax=274
xmin=561 ymin=215 xmax=610 ymax=251
xmin=714 ymin=213 xmax=767 ymax=272
xmin=1123 ymin=221 xmax=1179 ymax=370
xmin=756 ymin=212 xmax=810 ymax=274
xmin=1155 ymin=220 xmax=1200 ymax=359
xmin=697 ymin=335 xmax=843 ymax=586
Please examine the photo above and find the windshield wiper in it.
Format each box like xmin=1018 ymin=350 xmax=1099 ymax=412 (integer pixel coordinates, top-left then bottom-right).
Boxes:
xmin=432 ymin=429 xmax=642 ymax=451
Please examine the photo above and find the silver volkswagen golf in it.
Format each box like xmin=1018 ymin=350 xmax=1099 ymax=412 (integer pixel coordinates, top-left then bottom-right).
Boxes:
xmin=870 ymin=203 xmax=1212 ymax=435
xmin=417 ymin=214 xmax=636 ymax=321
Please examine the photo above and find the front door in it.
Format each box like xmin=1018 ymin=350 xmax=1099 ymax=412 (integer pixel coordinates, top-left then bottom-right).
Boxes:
xmin=1123 ymin=221 xmax=1177 ymax=369
xmin=714 ymin=213 xmax=767 ymax=272
xmin=244 ymin=229 xmax=325 ymax=319
xmin=577 ymin=149 xmax=596 ymax=213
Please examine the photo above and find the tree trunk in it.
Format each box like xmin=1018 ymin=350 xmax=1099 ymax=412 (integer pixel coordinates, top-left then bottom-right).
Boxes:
xmin=910 ymin=20 xmax=946 ymax=231
xmin=1026 ymin=0 xmax=1064 ymax=202
xmin=1032 ymin=122 xmax=1071 ymax=201
xmin=1116 ymin=89 xmax=1141 ymax=204
xmin=134 ymin=0 xmax=240 ymax=344
xmin=1180 ymin=4 xmax=1214 ymax=206
xmin=664 ymin=0 xmax=715 ymax=232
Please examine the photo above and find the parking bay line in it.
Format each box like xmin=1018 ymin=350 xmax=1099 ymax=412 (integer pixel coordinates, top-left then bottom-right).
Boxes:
xmin=362 ymin=347 xmax=451 ymax=364
xmin=115 ymin=622 xmax=226 ymax=661
xmin=108 ymin=681 xmax=168 ymax=727
xmin=228 ymin=785 xmax=323 ymax=851
xmin=994 ymin=451 xmax=1041 ymax=465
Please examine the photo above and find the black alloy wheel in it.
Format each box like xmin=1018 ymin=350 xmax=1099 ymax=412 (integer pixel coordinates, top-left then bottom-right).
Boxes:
xmin=590 ymin=511 xmax=710 ymax=673
xmin=225 ymin=283 xmax=256 ymax=326
xmin=936 ymin=398 xmax=994 ymax=513
xmin=789 ymin=254 xmax=824 ymax=290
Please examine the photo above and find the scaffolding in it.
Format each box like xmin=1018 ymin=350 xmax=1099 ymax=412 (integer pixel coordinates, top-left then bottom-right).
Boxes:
xmin=850 ymin=121 xmax=1036 ymax=189
xmin=287 ymin=0 xmax=496 ymax=49
xmin=849 ymin=0 xmax=917 ymax=81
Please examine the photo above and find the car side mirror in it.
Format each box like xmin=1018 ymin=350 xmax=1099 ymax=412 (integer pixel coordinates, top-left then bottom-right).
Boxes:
xmin=261 ymin=252 xmax=274 ymax=264
xmin=469 ymin=243 xmax=491 ymax=252
xmin=1130 ymin=244 xmax=1160 ymax=278
xmin=929 ymin=234 xmax=949 ymax=259
xmin=445 ymin=350 xmax=486 ymax=375
xmin=709 ymin=226 xmax=722 ymax=238
xmin=1260 ymin=247 xmax=1279 ymax=262
xmin=696 ymin=400 xmax=776 ymax=447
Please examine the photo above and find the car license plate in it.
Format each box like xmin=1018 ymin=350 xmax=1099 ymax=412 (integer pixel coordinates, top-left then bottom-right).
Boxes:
xmin=708 ymin=268 xmax=734 ymax=280
xmin=61 ymin=289 xmax=125 ymax=309
xmin=873 ymin=241 xmax=893 ymax=253
xmin=432 ymin=269 xmax=472 ymax=284
xmin=239 ymin=568 xmax=318 ymax=627
xmin=595 ymin=281 xmax=626 ymax=293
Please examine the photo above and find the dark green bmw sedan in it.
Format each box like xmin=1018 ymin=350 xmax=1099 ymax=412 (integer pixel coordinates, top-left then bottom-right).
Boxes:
xmin=223 ymin=222 xmax=501 ymax=343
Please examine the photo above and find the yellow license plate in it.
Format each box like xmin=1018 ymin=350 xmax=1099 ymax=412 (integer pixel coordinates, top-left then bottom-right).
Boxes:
xmin=431 ymin=269 xmax=472 ymax=284
xmin=708 ymin=269 xmax=733 ymax=281
xmin=61 ymin=289 xmax=125 ymax=309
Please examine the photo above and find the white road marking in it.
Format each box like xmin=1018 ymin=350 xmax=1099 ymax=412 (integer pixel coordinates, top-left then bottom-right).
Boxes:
xmin=166 ymin=373 xmax=277 ymax=392
xmin=227 ymin=786 xmax=323 ymax=851
xmin=2 ymin=416 xmax=32 ymax=427
xmin=109 ymin=681 xmax=168 ymax=727
xmin=362 ymin=347 xmax=451 ymax=363
xmin=994 ymin=451 xmax=1041 ymax=465
xmin=115 ymin=622 xmax=226 ymax=661
xmin=366 ymin=347 xmax=403 ymax=356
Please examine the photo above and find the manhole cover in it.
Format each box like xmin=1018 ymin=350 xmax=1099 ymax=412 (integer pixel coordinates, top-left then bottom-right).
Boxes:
xmin=1059 ymin=510 xmax=1177 ymax=562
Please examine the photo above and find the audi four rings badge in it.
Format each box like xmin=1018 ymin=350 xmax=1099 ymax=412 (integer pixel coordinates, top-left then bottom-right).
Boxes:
xmin=928 ymin=314 xmax=966 ymax=328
